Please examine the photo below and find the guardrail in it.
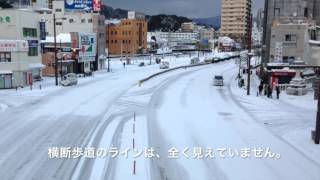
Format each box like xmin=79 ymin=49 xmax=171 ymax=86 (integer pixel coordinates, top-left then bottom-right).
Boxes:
xmin=138 ymin=55 xmax=240 ymax=85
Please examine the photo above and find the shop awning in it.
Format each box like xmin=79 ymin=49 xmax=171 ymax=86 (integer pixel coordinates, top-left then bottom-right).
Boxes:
xmin=28 ymin=63 xmax=45 ymax=69
xmin=0 ymin=70 xmax=13 ymax=74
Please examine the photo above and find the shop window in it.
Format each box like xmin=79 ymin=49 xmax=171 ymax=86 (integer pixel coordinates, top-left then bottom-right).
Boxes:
xmin=0 ymin=52 xmax=11 ymax=62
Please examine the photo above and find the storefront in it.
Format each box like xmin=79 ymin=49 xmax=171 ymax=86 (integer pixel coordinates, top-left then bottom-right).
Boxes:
xmin=0 ymin=71 xmax=12 ymax=89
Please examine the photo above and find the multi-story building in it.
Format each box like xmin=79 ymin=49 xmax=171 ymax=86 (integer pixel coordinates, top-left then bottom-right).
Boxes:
xmin=220 ymin=0 xmax=252 ymax=46
xmin=148 ymin=31 xmax=198 ymax=51
xmin=199 ymin=28 xmax=215 ymax=41
xmin=313 ymin=0 xmax=320 ymax=25
xmin=256 ymin=8 xmax=264 ymax=32
xmin=41 ymin=1 xmax=106 ymax=71
xmin=181 ymin=22 xmax=195 ymax=33
xmin=106 ymin=11 xmax=147 ymax=55
xmin=262 ymin=0 xmax=314 ymax=63
xmin=0 ymin=9 xmax=43 ymax=89
xmin=269 ymin=17 xmax=314 ymax=63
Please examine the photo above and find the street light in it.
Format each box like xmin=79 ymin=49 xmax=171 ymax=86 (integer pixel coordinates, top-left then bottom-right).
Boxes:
xmin=53 ymin=14 xmax=67 ymax=86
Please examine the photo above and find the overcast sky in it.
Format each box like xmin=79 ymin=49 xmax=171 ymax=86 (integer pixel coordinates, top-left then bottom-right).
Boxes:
xmin=103 ymin=0 xmax=264 ymax=18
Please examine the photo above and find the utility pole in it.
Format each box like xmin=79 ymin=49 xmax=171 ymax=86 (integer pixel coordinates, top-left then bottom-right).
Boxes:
xmin=60 ymin=40 xmax=63 ymax=79
xmin=53 ymin=14 xmax=58 ymax=86
xmin=314 ymin=78 xmax=320 ymax=144
xmin=247 ymin=13 xmax=252 ymax=96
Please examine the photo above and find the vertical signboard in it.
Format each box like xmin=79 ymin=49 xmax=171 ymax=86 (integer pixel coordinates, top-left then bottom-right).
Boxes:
xmin=78 ymin=33 xmax=96 ymax=62
xmin=39 ymin=21 xmax=46 ymax=40
xmin=275 ymin=42 xmax=283 ymax=63
xmin=93 ymin=0 xmax=101 ymax=11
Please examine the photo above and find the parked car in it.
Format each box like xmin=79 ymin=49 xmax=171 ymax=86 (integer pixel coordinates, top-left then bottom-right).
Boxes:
xmin=61 ymin=73 xmax=78 ymax=86
xmin=204 ymin=57 xmax=212 ymax=63
xmin=212 ymin=57 xmax=220 ymax=63
xmin=190 ymin=57 xmax=200 ymax=64
xmin=213 ymin=75 xmax=224 ymax=86
xmin=160 ymin=62 xmax=170 ymax=69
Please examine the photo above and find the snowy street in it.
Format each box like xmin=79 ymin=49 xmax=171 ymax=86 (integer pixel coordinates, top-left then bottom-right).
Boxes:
xmin=0 ymin=58 xmax=319 ymax=180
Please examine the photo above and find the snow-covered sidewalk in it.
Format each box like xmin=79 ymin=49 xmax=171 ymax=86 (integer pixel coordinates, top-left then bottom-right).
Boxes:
xmin=229 ymin=68 xmax=320 ymax=167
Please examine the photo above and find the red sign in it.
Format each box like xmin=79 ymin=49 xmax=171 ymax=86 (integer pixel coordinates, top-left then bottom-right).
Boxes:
xmin=28 ymin=73 xmax=33 ymax=86
xmin=93 ymin=0 xmax=101 ymax=11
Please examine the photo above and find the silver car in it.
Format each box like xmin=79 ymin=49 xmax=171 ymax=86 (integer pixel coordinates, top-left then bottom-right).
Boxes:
xmin=213 ymin=75 xmax=224 ymax=86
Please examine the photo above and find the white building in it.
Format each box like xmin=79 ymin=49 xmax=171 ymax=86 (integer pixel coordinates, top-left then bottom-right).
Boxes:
xmin=148 ymin=31 xmax=199 ymax=51
xmin=0 ymin=9 xmax=43 ymax=89
xmin=39 ymin=1 xmax=106 ymax=71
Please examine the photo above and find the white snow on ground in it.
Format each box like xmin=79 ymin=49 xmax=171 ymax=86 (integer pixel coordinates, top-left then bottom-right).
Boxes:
xmin=143 ymin=60 xmax=320 ymax=180
xmin=2 ymin=52 xmax=318 ymax=180
xmin=230 ymin=67 xmax=320 ymax=169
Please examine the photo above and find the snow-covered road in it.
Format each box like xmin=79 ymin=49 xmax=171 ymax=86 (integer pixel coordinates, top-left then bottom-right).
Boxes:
xmin=143 ymin=61 xmax=320 ymax=180
xmin=0 ymin=57 xmax=319 ymax=180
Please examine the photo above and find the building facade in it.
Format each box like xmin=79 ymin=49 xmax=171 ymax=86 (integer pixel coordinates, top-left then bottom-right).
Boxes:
xmin=220 ymin=0 xmax=252 ymax=46
xmin=106 ymin=12 xmax=147 ymax=55
xmin=0 ymin=9 xmax=43 ymax=89
xmin=41 ymin=1 xmax=106 ymax=71
xmin=262 ymin=0 xmax=315 ymax=63
xmin=181 ymin=22 xmax=195 ymax=33
xmin=148 ymin=31 xmax=198 ymax=51
xmin=269 ymin=18 xmax=313 ymax=63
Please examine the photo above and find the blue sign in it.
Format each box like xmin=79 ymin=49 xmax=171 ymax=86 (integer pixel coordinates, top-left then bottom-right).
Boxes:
xmin=28 ymin=40 xmax=39 ymax=47
xmin=39 ymin=21 xmax=46 ymax=40
xmin=64 ymin=0 xmax=93 ymax=10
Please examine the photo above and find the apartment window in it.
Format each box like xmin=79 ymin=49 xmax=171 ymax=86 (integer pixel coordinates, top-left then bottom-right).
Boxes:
xmin=115 ymin=40 xmax=118 ymax=43
xmin=69 ymin=19 xmax=74 ymax=23
xmin=88 ymin=19 xmax=93 ymax=23
xmin=23 ymin=28 xmax=37 ymax=37
xmin=55 ymin=22 xmax=62 ymax=26
xmin=285 ymin=34 xmax=296 ymax=41
xmin=304 ymin=8 xmax=308 ymax=17
xmin=274 ymin=8 xmax=280 ymax=17
xmin=55 ymin=8 xmax=62 ymax=12
xmin=0 ymin=52 xmax=11 ymax=62
xmin=81 ymin=19 xmax=85 ymax=23
xmin=28 ymin=47 xmax=38 ymax=56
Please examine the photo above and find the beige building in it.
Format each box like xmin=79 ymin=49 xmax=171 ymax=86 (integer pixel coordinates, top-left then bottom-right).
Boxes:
xmin=220 ymin=0 xmax=252 ymax=46
xmin=0 ymin=9 xmax=43 ymax=89
xmin=269 ymin=18 xmax=313 ymax=64
xmin=40 ymin=1 xmax=106 ymax=70
xmin=181 ymin=22 xmax=195 ymax=33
